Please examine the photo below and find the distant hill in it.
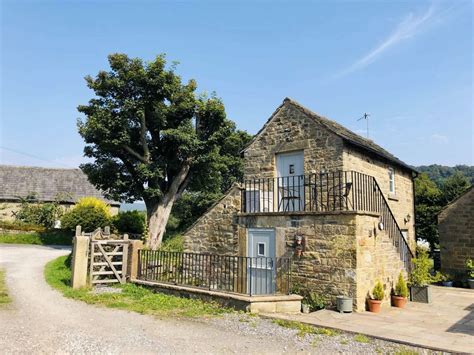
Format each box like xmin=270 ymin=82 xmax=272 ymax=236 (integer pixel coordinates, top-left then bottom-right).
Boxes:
xmin=415 ymin=164 xmax=474 ymax=185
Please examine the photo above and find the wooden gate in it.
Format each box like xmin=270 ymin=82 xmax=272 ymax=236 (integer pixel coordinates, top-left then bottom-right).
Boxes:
xmin=89 ymin=235 xmax=129 ymax=285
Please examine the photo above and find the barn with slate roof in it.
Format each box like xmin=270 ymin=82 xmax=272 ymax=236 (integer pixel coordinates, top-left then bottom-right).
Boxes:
xmin=0 ymin=165 xmax=120 ymax=221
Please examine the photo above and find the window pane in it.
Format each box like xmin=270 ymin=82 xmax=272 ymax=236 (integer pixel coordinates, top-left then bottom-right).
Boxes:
xmin=257 ymin=243 xmax=265 ymax=256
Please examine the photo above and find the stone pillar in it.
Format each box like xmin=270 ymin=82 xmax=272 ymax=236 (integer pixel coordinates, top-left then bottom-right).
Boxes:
xmin=71 ymin=234 xmax=90 ymax=289
xmin=126 ymin=240 xmax=143 ymax=281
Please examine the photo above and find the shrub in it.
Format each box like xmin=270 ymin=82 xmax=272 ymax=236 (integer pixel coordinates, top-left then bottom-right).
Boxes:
xmin=372 ymin=280 xmax=384 ymax=300
xmin=394 ymin=272 xmax=408 ymax=298
xmin=302 ymin=291 xmax=327 ymax=312
xmin=409 ymin=249 xmax=434 ymax=286
xmin=61 ymin=205 xmax=110 ymax=232
xmin=466 ymin=259 xmax=474 ymax=279
xmin=113 ymin=210 xmax=145 ymax=236
xmin=15 ymin=202 xmax=62 ymax=228
xmin=75 ymin=197 xmax=111 ymax=217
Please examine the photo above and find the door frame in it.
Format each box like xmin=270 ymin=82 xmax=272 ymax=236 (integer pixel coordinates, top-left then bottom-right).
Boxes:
xmin=247 ymin=228 xmax=276 ymax=295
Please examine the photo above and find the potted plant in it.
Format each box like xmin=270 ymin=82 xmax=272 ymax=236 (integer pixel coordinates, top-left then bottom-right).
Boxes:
xmin=408 ymin=249 xmax=433 ymax=303
xmin=368 ymin=280 xmax=384 ymax=313
xmin=392 ymin=272 xmax=408 ymax=308
xmin=438 ymin=272 xmax=454 ymax=287
xmin=466 ymin=259 xmax=474 ymax=289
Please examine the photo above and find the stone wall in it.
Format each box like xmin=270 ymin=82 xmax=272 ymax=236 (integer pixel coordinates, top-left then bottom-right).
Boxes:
xmin=354 ymin=214 xmax=406 ymax=311
xmin=243 ymin=103 xmax=344 ymax=180
xmin=438 ymin=187 xmax=474 ymax=278
xmin=343 ymin=145 xmax=416 ymax=250
xmin=236 ymin=212 xmax=358 ymax=308
xmin=183 ymin=185 xmax=242 ymax=255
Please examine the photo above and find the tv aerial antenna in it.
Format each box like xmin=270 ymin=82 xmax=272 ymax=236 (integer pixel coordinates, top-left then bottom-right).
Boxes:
xmin=357 ymin=113 xmax=371 ymax=139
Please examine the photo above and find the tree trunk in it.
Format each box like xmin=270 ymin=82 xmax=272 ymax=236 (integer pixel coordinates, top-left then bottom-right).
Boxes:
xmin=145 ymin=163 xmax=190 ymax=249
xmin=146 ymin=198 xmax=175 ymax=250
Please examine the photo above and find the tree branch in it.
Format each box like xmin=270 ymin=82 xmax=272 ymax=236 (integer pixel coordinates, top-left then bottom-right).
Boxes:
xmin=123 ymin=145 xmax=147 ymax=163
xmin=140 ymin=113 xmax=150 ymax=163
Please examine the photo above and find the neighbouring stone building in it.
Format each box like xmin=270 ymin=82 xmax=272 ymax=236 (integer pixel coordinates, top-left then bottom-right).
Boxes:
xmin=0 ymin=165 xmax=120 ymax=222
xmin=438 ymin=186 xmax=474 ymax=278
xmin=183 ymin=98 xmax=416 ymax=311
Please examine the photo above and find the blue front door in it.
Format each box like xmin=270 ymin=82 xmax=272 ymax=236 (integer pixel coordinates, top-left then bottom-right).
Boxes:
xmin=248 ymin=229 xmax=276 ymax=295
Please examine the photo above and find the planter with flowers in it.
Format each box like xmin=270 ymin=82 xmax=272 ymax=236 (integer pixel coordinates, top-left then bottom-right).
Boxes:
xmin=408 ymin=249 xmax=435 ymax=303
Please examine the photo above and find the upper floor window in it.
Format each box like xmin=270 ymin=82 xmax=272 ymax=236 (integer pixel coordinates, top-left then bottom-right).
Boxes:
xmin=388 ymin=168 xmax=395 ymax=194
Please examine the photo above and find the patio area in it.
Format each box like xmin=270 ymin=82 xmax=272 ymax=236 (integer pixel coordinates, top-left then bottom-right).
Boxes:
xmin=265 ymin=286 xmax=473 ymax=353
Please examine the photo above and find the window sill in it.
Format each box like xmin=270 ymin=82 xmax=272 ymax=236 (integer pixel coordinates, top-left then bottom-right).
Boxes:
xmin=388 ymin=194 xmax=399 ymax=201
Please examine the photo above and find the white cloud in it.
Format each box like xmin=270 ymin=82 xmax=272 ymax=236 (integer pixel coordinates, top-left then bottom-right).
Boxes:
xmin=335 ymin=4 xmax=438 ymax=78
xmin=430 ymin=133 xmax=449 ymax=144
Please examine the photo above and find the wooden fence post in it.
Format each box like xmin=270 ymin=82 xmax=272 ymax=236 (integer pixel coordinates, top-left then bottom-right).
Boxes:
xmin=126 ymin=239 xmax=143 ymax=281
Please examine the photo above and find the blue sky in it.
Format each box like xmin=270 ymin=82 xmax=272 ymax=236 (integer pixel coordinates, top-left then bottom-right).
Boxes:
xmin=1 ymin=0 xmax=472 ymax=168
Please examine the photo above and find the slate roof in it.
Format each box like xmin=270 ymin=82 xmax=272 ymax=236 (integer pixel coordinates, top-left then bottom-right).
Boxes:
xmin=0 ymin=165 xmax=120 ymax=206
xmin=243 ymin=98 xmax=416 ymax=173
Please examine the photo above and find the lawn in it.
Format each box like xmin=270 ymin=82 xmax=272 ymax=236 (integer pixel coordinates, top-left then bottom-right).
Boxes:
xmin=0 ymin=231 xmax=73 ymax=246
xmin=0 ymin=269 xmax=11 ymax=306
xmin=44 ymin=255 xmax=230 ymax=318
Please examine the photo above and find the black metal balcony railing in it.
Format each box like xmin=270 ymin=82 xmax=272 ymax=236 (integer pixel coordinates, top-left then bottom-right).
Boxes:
xmin=137 ymin=250 xmax=292 ymax=296
xmin=242 ymin=171 xmax=413 ymax=270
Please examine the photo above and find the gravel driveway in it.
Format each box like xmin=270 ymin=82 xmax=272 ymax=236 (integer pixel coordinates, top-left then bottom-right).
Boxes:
xmin=0 ymin=244 xmax=430 ymax=354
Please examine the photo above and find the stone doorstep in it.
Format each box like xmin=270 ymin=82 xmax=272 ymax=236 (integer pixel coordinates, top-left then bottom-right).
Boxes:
xmin=132 ymin=279 xmax=302 ymax=313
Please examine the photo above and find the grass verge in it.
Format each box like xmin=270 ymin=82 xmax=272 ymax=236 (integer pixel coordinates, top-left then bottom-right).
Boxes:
xmin=272 ymin=319 xmax=339 ymax=337
xmin=45 ymin=255 xmax=230 ymax=318
xmin=0 ymin=269 xmax=11 ymax=306
xmin=0 ymin=231 xmax=73 ymax=246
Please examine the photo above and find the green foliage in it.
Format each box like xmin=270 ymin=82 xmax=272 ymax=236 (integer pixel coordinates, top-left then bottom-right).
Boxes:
xmin=417 ymin=164 xmax=474 ymax=185
xmin=394 ymin=272 xmax=408 ymax=298
xmin=45 ymin=255 xmax=229 ymax=317
xmin=76 ymin=197 xmax=111 ymax=217
xmin=158 ymin=234 xmax=184 ymax=252
xmin=272 ymin=319 xmax=338 ymax=337
xmin=77 ymin=53 xmax=251 ymax=246
xmin=408 ymin=249 xmax=436 ymax=286
xmin=302 ymin=291 xmax=327 ymax=312
xmin=113 ymin=210 xmax=146 ymax=236
xmin=414 ymin=170 xmax=471 ymax=250
xmin=0 ymin=269 xmax=11 ymax=306
xmin=354 ymin=334 xmax=370 ymax=343
xmin=61 ymin=205 xmax=110 ymax=232
xmin=0 ymin=221 xmax=46 ymax=232
xmin=15 ymin=201 xmax=62 ymax=228
xmin=466 ymin=259 xmax=474 ymax=279
xmin=371 ymin=280 xmax=384 ymax=301
xmin=0 ymin=230 xmax=73 ymax=246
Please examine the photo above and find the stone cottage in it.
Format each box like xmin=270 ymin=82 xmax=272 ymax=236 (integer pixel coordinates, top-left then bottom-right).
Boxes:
xmin=438 ymin=186 xmax=473 ymax=279
xmin=0 ymin=165 xmax=120 ymax=222
xmin=183 ymin=98 xmax=416 ymax=311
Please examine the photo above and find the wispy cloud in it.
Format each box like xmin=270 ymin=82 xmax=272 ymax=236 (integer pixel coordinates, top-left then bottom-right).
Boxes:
xmin=430 ymin=133 xmax=449 ymax=144
xmin=335 ymin=4 xmax=439 ymax=78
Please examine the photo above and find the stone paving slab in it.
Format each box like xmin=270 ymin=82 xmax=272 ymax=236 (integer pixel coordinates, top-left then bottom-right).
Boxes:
xmin=264 ymin=286 xmax=473 ymax=354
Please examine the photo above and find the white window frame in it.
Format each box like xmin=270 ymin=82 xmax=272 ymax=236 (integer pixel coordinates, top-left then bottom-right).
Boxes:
xmin=257 ymin=242 xmax=266 ymax=256
xmin=388 ymin=167 xmax=395 ymax=194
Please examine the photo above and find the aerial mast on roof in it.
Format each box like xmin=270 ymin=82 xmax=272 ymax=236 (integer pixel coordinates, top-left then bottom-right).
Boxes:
xmin=357 ymin=113 xmax=371 ymax=139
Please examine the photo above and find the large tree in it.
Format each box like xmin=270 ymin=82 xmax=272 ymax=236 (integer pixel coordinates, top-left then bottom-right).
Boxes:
xmin=78 ymin=53 xmax=240 ymax=249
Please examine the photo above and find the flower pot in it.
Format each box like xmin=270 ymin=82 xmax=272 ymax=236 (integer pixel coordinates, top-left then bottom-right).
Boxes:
xmin=367 ymin=299 xmax=382 ymax=313
xmin=468 ymin=279 xmax=474 ymax=289
xmin=391 ymin=295 xmax=407 ymax=308
xmin=410 ymin=286 xmax=432 ymax=303
xmin=301 ymin=304 xmax=310 ymax=314
xmin=336 ymin=296 xmax=353 ymax=313
xmin=442 ymin=281 xmax=453 ymax=287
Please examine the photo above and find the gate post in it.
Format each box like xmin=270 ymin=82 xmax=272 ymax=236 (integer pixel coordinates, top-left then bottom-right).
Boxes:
xmin=126 ymin=240 xmax=143 ymax=281
xmin=71 ymin=226 xmax=90 ymax=289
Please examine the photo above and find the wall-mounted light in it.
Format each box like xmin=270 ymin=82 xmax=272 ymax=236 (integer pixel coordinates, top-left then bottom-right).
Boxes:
xmin=404 ymin=214 xmax=411 ymax=224
xmin=378 ymin=221 xmax=384 ymax=231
